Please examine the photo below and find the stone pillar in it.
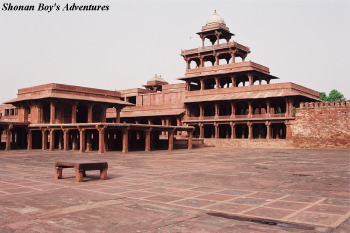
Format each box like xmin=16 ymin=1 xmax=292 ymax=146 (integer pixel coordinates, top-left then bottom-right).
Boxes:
xmin=199 ymin=123 xmax=204 ymax=138
xmin=231 ymin=102 xmax=236 ymax=118
xmin=248 ymin=122 xmax=253 ymax=139
xmin=200 ymin=79 xmax=205 ymax=90
xmin=50 ymin=101 xmax=56 ymax=124
xmin=215 ymin=77 xmax=220 ymax=89
xmin=87 ymin=103 xmax=93 ymax=123
xmin=199 ymin=104 xmax=204 ymax=120
xmin=100 ymin=105 xmax=107 ymax=123
xmin=188 ymin=130 xmax=193 ymax=149
xmin=63 ymin=129 xmax=69 ymax=151
xmin=231 ymin=75 xmax=236 ymax=87
xmin=231 ymin=52 xmax=236 ymax=63
xmin=79 ymin=128 xmax=85 ymax=153
xmin=248 ymin=101 xmax=252 ymax=118
xmin=168 ymin=130 xmax=174 ymax=151
xmin=71 ymin=103 xmax=77 ymax=124
xmin=116 ymin=108 xmax=121 ymax=123
xmin=122 ymin=128 xmax=129 ymax=153
xmin=266 ymin=121 xmax=271 ymax=139
xmin=214 ymin=123 xmax=219 ymax=138
xmin=285 ymin=121 xmax=292 ymax=139
xmin=42 ymin=130 xmax=47 ymax=150
xmin=49 ymin=129 xmax=55 ymax=151
xmin=145 ymin=129 xmax=151 ymax=152
xmin=215 ymin=103 xmax=219 ymax=118
xmin=5 ymin=129 xmax=11 ymax=150
xmin=27 ymin=130 xmax=32 ymax=150
xmin=248 ymin=73 xmax=254 ymax=86
xmin=98 ymin=127 xmax=105 ymax=154
xmin=230 ymin=122 xmax=236 ymax=139
xmin=266 ymin=100 xmax=271 ymax=116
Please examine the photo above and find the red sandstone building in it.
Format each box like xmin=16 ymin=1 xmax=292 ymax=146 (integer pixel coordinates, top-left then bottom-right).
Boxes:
xmin=2 ymin=12 xmax=347 ymax=151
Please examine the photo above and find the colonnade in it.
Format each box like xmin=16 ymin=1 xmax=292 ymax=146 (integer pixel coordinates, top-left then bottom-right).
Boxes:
xmin=186 ymin=73 xmax=272 ymax=91
xmin=16 ymin=100 xmax=122 ymax=124
xmin=193 ymin=121 xmax=292 ymax=139
xmin=1 ymin=124 xmax=193 ymax=153
xmin=187 ymin=98 xmax=294 ymax=120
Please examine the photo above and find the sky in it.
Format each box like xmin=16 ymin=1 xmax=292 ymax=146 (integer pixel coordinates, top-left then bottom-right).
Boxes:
xmin=0 ymin=0 xmax=349 ymax=103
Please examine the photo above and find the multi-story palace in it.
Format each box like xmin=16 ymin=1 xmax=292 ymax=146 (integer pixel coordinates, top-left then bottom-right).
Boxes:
xmin=0 ymin=11 xmax=320 ymax=152
xmin=113 ymin=11 xmax=319 ymax=139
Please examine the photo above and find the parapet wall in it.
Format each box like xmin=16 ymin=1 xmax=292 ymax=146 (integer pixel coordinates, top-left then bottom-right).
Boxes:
xmin=292 ymin=101 xmax=350 ymax=148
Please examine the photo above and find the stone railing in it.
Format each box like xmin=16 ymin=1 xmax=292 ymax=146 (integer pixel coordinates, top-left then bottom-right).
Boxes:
xmin=270 ymin=113 xmax=286 ymax=118
xmin=299 ymin=101 xmax=350 ymax=109
xmin=185 ymin=61 xmax=269 ymax=75
xmin=252 ymin=114 xmax=268 ymax=118
xmin=181 ymin=41 xmax=250 ymax=56
xmin=186 ymin=113 xmax=289 ymax=121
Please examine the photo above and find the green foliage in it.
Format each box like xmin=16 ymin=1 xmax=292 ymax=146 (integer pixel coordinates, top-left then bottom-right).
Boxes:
xmin=320 ymin=92 xmax=327 ymax=101
xmin=319 ymin=89 xmax=346 ymax=102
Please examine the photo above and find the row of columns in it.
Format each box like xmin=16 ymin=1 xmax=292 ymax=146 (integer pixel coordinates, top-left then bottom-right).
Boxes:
xmin=17 ymin=100 xmax=122 ymax=124
xmin=188 ymin=99 xmax=294 ymax=119
xmin=197 ymin=121 xmax=292 ymax=139
xmin=25 ymin=127 xmax=193 ymax=153
xmin=186 ymin=74 xmax=271 ymax=91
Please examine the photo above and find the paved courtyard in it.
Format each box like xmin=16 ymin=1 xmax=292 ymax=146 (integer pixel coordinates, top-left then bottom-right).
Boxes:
xmin=0 ymin=147 xmax=349 ymax=232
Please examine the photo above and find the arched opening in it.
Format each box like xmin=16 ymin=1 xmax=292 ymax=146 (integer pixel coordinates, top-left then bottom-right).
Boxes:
xmin=219 ymin=124 xmax=231 ymax=138
xmin=270 ymin=99 xmax=287 ymax=115
xmin=235 ymin=102 xmax=249 ymax=116
xmin=218 ymin=53 xmax=231 ymax=65
xmin=204 ymin=124 xmax=215 ymax=138
xmin=203 ymin=103 xmax=215 ymax=117
xmin=218 ymin=102 xmax=231 ymax=116
xmin=235 ymin=124 xmax=248 ymax=138
xmin=188 ymin=104 xmax=200 ymax=117
xmin=77 ymin=104 xmax=88 ymax=123
xmin=92 ymin=105 xmax=103 ymax=122
xmin=235 ymin=56 xmax=243 ymax=63
xmin=189 ymin=80 xmax=201 ymax=91
xmin=189 ymin=58 xmax=200 ymax=69
xmin=271 ymin=123 xmax=286 ymax=139
xmin=204 ymin=78 xmax=215 ymax=89
xmin=253 ymin=124 xmax=267 ymax=139
xmin=203 ymin=55 xmax=216 ymax=67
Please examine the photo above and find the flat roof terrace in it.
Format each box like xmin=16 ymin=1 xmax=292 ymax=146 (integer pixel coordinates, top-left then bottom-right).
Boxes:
xmin=0 ymin=148 xmax=349 ymax=232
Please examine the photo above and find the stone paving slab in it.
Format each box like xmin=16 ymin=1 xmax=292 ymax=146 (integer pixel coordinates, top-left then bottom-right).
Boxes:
xmin=0 ymin=148 xmax=349 ymax=232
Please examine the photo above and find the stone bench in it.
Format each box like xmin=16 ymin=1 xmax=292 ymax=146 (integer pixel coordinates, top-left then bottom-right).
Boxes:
xmin=55 ymin=161 xmax=108 ymax=182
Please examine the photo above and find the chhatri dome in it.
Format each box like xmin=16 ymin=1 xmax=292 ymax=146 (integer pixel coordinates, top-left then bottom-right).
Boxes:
xmin=149 ymin=74 xmax=167 ymax=83
xmin=206 ymin=10 xmax=226 ymax=25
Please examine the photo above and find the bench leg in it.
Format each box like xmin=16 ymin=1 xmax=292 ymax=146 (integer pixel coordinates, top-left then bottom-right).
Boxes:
xmin=82 ymin=171 xmax=87 ymax=177
xmin=76 ymin=170 xmax=84 ymax=182
xmin=100 ymin=168 xmax=108 ymax=180
xmin=55 ymin=167 xmax=63 ymax=179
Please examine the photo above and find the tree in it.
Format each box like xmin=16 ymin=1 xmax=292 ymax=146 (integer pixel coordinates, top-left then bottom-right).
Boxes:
xmin=319 ymin=89 xmax=346 ymax=101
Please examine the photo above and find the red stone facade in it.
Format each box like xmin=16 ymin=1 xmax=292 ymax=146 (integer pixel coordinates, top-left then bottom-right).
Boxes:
xmin=0 ymin=11 xmax=348 ymax=150
xmin=292 ymin=101 xmax=350 ymax=148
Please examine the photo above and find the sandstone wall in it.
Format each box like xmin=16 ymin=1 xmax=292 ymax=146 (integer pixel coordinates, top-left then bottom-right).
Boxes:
xmin=291 ymin=101 xmax=350 ymax=148
xmin=203 ymin=139 xmax=294 ymax=148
